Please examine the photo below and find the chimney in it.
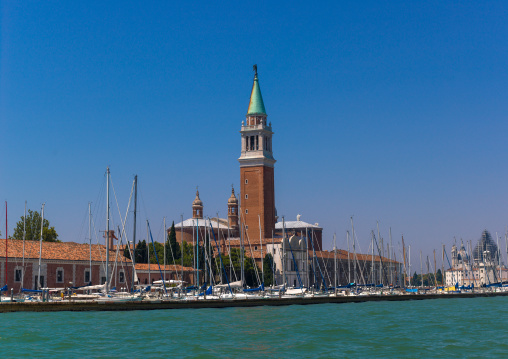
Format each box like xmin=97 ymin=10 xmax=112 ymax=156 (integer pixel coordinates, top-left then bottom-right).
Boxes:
xmin=104 ymin=230 xmax=117 ymax=249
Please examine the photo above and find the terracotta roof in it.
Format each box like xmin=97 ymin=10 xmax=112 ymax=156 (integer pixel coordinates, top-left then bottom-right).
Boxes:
xmin=0 ymin=238 xmax=128 ymax=263
xmin=227 ymin=238 xmax=283 ymax=246
xmin=135 ymin=263 xmax=195 ymax=272
xmin=314 ymin=250 xmax=399 ymax=264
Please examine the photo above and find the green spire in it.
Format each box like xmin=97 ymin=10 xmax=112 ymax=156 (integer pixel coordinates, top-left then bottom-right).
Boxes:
xmin=247 ymin=65 xmax=266 ymax=115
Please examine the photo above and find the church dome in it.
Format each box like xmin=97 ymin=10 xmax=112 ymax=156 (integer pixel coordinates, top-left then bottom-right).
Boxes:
xmin=473 ymin=230 xmax=499 ymax=263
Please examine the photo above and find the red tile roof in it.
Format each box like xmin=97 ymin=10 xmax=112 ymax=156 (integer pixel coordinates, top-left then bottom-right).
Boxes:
xmin=134 ymin=263 xmax=195 ymax=272
xmin=0 ymin=238 xmax=129 ymax=263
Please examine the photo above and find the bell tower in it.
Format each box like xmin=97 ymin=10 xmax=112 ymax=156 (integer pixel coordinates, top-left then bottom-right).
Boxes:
xmin=239 ymin=65 xmax=276 ymax=240
xmin=192 ymin=189 xmax=203 ymax=219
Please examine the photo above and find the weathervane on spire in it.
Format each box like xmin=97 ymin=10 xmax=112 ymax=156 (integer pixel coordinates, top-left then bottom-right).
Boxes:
xmin=253 ymin=64 xmax=257 ymax=75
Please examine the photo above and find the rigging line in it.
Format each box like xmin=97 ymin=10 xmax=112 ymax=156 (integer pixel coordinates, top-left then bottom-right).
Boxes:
xmin=74 ymin=202 xmax=89 ymax=244
xmin=238 ymin=212 xmax=261 ymax=287
xmin=352 ymin=230 xmax=367 ymax=284
xmin=91 ymin=215 xmax=107 ymax=279
xmin=313 ymin=231 xmax=333 ymax=286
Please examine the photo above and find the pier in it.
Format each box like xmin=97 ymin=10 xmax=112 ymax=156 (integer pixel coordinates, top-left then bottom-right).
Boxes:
xmin=1 ymin=291 xmax=507 ymax=313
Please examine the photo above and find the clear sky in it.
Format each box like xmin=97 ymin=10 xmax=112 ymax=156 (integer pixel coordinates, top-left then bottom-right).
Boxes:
xmin=1 ymin=1 xmax=507 ymax=266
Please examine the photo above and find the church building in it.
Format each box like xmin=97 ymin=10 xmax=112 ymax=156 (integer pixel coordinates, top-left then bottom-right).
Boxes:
xmin=174 ymin=67 xmax=323 ymax=263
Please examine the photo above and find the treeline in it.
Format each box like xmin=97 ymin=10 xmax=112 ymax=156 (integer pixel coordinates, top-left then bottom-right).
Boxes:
xmin=411 ymin=269 xmax=443 ymax=286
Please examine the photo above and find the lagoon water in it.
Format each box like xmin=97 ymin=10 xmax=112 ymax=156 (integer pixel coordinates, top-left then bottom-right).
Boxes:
xmin=2 ymin=296 xmax=508 ymax=358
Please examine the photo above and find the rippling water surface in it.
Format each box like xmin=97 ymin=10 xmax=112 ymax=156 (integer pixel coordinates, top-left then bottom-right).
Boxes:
xmin=2 ymin=296 xmax=508 ymax=358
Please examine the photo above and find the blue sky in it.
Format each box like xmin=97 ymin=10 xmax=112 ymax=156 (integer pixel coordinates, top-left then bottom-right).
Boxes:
xmin=1 ymin=1 xmax=508 ymax=266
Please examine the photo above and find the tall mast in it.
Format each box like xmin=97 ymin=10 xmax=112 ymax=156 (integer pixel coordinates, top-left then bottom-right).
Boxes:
xmin=147 ymin=221 xmax=150 ymax=284
xmin=163 ymin=217 xmax=166 ymax=283
xmin=38 ymin=203 xmax=45 ymax=289
xmin=442 ymin=244 xmax=445 ymax=286
xmin=351 ymin=217 xmax=357 ymax=285
xmin=132 ymin=175 xmax=137 ymax=291
xmin=282 ymin=216 xmax=286 ymax=288
xmin=259 ymin=215 xmax=263 ymax=285
xmin=433 ymin=249 xmax=437 ymax=287
xmin=420 ymin=250 xmax=423 ymax=288
xmin=333 ymin=233 xmax=337 ymax=289
xmin=402 ymin=236 xmax=406 ymax=287
xmin=196 ymin=218 xmax=199 ymax=288
xmin=5 ymin=201 xmax=7 ymax=287
xmin=105 ymin=167 xmax=110 ymax=293
xmin=273 ymin=229 xmax=276 ymax=288
xmin=305 ymin=228 xmax=309 ymax=288
xmin=347 ymin=230 xmax=351 ymax=284
xmin=377 ymin=221 xmax=381 ymax=284
xmin=408 ymin=245 xmax=411 ymax=287
xmin=371 ymin=232 xmax=374 ymax=285
xmin=88 ymin=202 xmax=92 ymax=284
xmin=180 ymin=214 xmax=183 ymax=297
xmin=389 ymin=227 xmax=393 ymax=286
xmin=22 ymin=201 xmax=26 ymax=289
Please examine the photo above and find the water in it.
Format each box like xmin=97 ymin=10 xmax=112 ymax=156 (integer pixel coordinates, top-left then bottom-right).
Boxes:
xmin=2 ymin=296 xmax=508 ymax=358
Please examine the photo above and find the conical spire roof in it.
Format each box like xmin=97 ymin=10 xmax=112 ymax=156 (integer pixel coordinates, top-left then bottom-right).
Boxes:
xmin=247 ymin=65 xmax=266 ymax=115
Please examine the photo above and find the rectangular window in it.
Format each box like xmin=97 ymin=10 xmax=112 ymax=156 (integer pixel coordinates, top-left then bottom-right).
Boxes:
xmin=15 ymin=269 xmax=22 ymax=282
xmin=119 ymin=271 xmax=125 ymax=283
xmin=245 ymin=194 xmax=248 ymax=199
xmin=101 ymin=276 xmax=106 ymax=284
xmin=35 ymin=276 xmax=44 ymax=290
xmin=255 ymin=136 xmax=259 ymax=150
xmin=245 ymin=209 xmax=248 ymax=214
xmin=57 ymin=270 xmax=64 ymax=283
xmin=245 ymin=179 xmax=248 ymax=184
xmin=85 ymin=270 xmax=90 ymax=283
xmin=250 ymin=136 xmax=255 ymax=150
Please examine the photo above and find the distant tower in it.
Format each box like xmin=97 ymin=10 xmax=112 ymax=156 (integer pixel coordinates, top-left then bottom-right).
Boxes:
xmin=192 ymin=189 xmax=203 ymax=219
xmin=239 ymin=66 xmax=276 ymax=239
xmin=228 ymin=187 xmax=239 ymax=229
xmin=451 ymin=244 xmax=458 ymax=267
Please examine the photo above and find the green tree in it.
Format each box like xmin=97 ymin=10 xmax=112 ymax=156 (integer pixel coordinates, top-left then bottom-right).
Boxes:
xmin=12 ymin=209 xmax=59 ymax=242
xmin=123 ymin=244 xmax=131 ymax=260
xmin=262 ymin=253 xmax=275 ymax=286
xmin=133 ymin=240 xmax=148 ymax=264
xmin=221 ymin=248 xmax=260 ymax=287
xmin=165 ymin=221 xmax=181 ymax=264
xmin=436 ymin=269 xmax=443 ymax=285
xmin=412 ymin=271 xmax=419 ymax=286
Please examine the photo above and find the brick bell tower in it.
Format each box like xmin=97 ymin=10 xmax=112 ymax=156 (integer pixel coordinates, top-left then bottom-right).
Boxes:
xmin=239 ymin=65 xmax=276 ymax=240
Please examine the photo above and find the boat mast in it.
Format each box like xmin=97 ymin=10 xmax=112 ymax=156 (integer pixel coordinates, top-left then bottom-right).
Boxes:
xmin=106 ymin=167 xmax=110 ymax=293
xmin=5 ymin=201 xmax=7 ymax=288
xmin=37 ymin=203 xmax=45 ymax=290
xmin=21 ymin=201 xmax=26 ymax=290
xmin=371 ymin=232 xmax=374 ymax=285
xmin=402 ymin=236 xmax=406 ymax=287
xmin=347 ymin=230 xmax=351 ymax=284
xmin=333 ymin=233 xmax=337 ymax=290
xmin=196 ymin=218 xmax=199 ymax=288
xmin=147 ymin=221 xmax=150 ymax=284
xmin=389 ymin=227 xmax=393 ymax=286
xmin=282 ymin=216 xmax=286 ymax=289
xmin=273 ymin=229 xmax=276 ymax=288
xmin=163 ymin=217 xmax=166 ymax=283
xmin=132 ymin=175 xmax=137 ymax=291
xmin=351 ymin=217 xmax=357 ymax=285
xmin=420 ymin=250 xmax=423 ymax=288
xmin=433 ymin=249 xmax=437 ymax=287
xmin=180 ymin=214 xmax=183 ymax=297
xmin=259 ymin=215 xmax=263 ymax=285
xmin=88 ymin=202 xmax=92 ymax=284
xmin=377 ymin=221 xmax=381 ymax=285
xmin=305 ymin=228 xmax=309 ymax=288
